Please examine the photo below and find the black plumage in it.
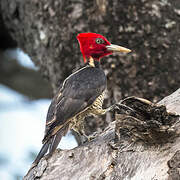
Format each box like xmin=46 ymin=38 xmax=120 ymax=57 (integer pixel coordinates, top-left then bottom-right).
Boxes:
xmin=30 ymin=32 xmax=131 ymax=169
xmin=32 ymin=61 xmax=106 ymax=166
xmin=44 ymin=63 xmax=106 ymax=141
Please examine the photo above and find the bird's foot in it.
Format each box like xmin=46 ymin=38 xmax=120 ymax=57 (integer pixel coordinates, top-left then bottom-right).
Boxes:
xmin=109 ymin=103 xmax=137 ymax=116
xmin=80 ymin=132 xmax=99 ymax=144
xmin=87 ymin=132 xmax=99 ymax=141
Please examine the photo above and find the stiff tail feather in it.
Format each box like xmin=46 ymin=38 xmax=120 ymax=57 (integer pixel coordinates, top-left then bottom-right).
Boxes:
xmin=49 ymin=122 xmax=70 ymax=154
xmin=31 ymin=140 xmax=50 ymax=168
xmin=24 ymin=141 xmax=50 ymax=177
xmin=31 ymin=122 xmax=70 ymax=168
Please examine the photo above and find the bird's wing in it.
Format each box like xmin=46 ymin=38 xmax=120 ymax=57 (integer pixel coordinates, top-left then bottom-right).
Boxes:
xmin=43 ymin=67 xmax=106 ymax=143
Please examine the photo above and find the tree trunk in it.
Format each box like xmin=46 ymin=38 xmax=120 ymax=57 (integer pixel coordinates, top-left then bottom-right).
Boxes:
xmin=1 ymin=1 xmax=180 ymax=179
xmin=1 ymin=0 xmax=180 ymax=99
xmin=24 ymin=88 xmax=180 ymax=180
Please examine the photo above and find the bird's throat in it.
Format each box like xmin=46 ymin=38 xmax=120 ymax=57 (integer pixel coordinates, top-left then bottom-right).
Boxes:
xmin=88 ymin=57 xmax=100 ymax=68
xmin=88 ymin=56 xmax=95 ymax=67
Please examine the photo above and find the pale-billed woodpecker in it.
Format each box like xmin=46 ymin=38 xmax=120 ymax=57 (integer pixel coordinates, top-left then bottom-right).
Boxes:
xmin=32 ymin=32 xmax=131 ymax=167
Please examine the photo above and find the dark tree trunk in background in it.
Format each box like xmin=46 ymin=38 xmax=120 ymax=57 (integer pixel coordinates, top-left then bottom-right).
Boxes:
xmin=0 ymin=2 xmax=51 ymax=99
xmin=1 ymin=0 xmax=180 ymax=99
xmin=1 ymin=0 xmax=180 ymax=179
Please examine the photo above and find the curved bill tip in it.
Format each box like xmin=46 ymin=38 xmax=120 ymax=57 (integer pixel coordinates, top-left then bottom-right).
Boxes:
xmin=106 ymin=44 xmax=131 ymax=53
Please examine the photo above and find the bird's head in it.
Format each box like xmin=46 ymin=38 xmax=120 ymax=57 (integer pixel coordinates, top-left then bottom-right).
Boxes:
xmin=77 ymin=32 xmax=131 ymax=62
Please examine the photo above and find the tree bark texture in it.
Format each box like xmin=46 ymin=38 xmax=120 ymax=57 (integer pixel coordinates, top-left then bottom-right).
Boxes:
xmin=1 ymin=0 xmax=180 ymax=100
xmin=24 ymin=88 xmax=180 ymax=180
xmin=1 ymin=1 xmax=180 ymax=179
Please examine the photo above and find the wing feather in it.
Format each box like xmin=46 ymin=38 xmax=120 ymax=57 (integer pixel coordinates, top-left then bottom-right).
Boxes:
xmin=43 ymin=67 xmax=106 ymax=143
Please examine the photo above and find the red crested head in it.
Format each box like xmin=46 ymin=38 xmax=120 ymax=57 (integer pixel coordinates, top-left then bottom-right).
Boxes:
xmin=77 ymin=32 xmax=131 ymax=63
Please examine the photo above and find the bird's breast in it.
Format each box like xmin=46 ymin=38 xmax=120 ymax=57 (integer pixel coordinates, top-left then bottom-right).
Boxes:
xmin=89 ymin=91 xmax=105 ymax=112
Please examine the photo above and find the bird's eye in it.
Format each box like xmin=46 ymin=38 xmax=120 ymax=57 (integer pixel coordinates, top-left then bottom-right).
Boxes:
xmin=96 ymin=38 xmax=104 ymax=44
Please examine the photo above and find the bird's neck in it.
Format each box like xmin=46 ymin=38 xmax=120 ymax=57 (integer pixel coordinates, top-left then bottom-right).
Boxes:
xmin=86 ymin=57 xmax=100 ymax=68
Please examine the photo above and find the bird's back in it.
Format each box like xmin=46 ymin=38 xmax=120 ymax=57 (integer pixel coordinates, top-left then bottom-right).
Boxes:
xmin=43 ymin=66 xmax=106 ymax=143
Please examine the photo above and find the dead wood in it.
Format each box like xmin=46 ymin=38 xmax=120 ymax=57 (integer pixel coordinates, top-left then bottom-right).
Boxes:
xmin=24 ymin=88 xmax=180 ymax=180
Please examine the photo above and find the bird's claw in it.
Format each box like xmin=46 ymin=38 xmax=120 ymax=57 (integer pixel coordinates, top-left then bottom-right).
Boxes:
xmin=86 ymin=132 xmax=99 ymax=142
xmin=80 ymin=131 xmax=99 ymax=144
xmin=110 ymin=103 xmax=137 ymax=116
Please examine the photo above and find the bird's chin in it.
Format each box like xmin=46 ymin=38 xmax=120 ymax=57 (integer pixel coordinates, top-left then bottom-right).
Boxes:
xmin=90 ymin=52 xmax=112 ymax=60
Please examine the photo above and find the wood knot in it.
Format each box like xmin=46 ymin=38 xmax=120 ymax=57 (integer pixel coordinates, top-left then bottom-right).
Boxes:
xmin=115 ymin=96 xmax=180 ymax=145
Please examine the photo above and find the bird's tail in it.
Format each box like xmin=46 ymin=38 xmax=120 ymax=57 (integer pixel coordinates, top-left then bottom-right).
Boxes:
xmin=25 ymin=140 xmax=50 ymax=176
xmin=31 ymin=123 xmax=70 ymax=168
xmin=31 ymin=140 xmax=50 ymax=168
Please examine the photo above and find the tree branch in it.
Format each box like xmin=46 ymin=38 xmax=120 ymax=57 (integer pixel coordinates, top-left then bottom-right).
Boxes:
xmin=24 ymin=88 xmax=180 ymax=180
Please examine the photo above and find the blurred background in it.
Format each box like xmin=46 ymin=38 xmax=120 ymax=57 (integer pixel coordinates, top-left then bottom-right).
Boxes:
xmin=0 ymin=49 xmax=77 ymax=180
xmin=0 ymin=0 xmax=180 ymax=179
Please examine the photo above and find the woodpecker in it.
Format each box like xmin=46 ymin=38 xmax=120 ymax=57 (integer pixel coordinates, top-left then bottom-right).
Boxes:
xmin=32 ymin=32 xmax=131 ymax=167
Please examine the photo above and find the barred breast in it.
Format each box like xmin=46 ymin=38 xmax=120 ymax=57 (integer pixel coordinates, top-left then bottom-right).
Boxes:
xmin=71 ymin=91 xmax=106 ymax=135
xmin=89 ymin=91 xmax=106 ymax=115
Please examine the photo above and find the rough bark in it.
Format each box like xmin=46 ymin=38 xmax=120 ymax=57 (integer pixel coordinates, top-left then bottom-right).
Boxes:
xmin=1 ymin=1 xmax=180 ymax=178
xmin=24 ymin=88 xmax=180 ymax=180
xmin=1 ymin=0 xmax=180 ymax=99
